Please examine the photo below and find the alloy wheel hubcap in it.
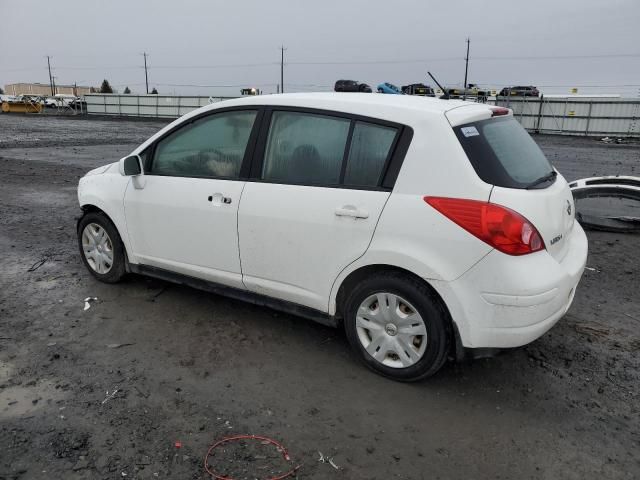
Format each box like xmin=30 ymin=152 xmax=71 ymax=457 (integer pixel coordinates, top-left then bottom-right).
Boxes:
xmin=82 ymin=223 xmax=114 ymax=274
xmin=355 ymin=292 xmax=428 ymax=369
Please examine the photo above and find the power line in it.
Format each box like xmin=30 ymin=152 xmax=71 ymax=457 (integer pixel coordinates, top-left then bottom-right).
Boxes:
xmin=285 ymin=52 xmax=640 ymax=65
xmin=6 ymin=52 xmax=640 ymax=73
xmin=152 ymin=62 xmax=276 ymax=69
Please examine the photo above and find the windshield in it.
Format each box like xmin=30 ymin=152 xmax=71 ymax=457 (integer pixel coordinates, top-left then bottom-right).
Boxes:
xmin=454 ymin=116 xmax=555 ymax=189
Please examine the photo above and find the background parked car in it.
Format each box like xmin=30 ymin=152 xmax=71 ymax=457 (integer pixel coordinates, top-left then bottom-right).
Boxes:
xmin=401 ymin=83 xmax=435 ymax=96
xmin=0 ymin=94 xmax=18 ymax=103
xmin=377 ymin=82 xmax=402 ymax=94
xmin=445 ymin=84 xmax=489 ymax=98
xmin=45 ymin=94 xmax=77 ymax=108
xmin=499 ymin=86 xmax=540 ymax=97
xmin=16 ymin=95 xmax=45 ymax=105
xmin=334 ymin=79 xmax=372 ymax=93
xmin=68 ymin=97 xmax=87 ymax=110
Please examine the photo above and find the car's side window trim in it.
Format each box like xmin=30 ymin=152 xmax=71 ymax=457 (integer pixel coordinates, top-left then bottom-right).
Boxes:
xmin=381 ymin=126 xmax=414 ymax=189
xmin=143 ymin=106 xmax=264 ymax=181
xmin=248 ymin=106 xmax=413 ymax=191
xmin=338 ymin=121 xmax=356 ymax=184
xmin=239 ymin=109 xmax=265 ymax=179
xmin=248 ymin=107 xmax=274 ymax=180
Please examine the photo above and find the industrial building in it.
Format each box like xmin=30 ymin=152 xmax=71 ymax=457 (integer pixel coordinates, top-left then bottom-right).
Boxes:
xmin=3 ymin=82 xmax=96 ymax=96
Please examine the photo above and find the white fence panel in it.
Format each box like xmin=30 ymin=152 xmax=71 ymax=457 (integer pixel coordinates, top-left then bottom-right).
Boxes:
xmin=86 ymin=94 xmax=236 ymax=119
xmin=493 ymin=97 xmax=640 ymax=137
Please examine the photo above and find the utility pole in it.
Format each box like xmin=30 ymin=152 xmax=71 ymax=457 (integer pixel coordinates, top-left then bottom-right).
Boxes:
xmin=463 ymin=37 xmax=470 ymax=101
xmin=280 ymin=45 xmax=286 ymax=94
xmin=46 ymin=56 xmax=54 ymax=96
xmin=143 ymin=52 xmax=149 ymax=94
xmin=52 ymin=76 xmax=57 ymax=95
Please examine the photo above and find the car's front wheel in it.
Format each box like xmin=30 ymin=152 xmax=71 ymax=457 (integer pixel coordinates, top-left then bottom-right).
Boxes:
xmin=343 ymin=272 xmax=451 ymax=381
xmin=77 ymin=212 xmax=126 ymax=283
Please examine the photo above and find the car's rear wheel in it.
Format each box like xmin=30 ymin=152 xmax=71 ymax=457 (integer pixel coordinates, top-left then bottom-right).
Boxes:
xmin=343 ymin=272 xmax=450 ymax=381
xmin=77 ymin=212 xmax=126 ymax=283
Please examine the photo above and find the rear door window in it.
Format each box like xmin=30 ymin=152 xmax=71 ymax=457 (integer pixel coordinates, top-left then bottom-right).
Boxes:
xmin=343 ymin=122 xmax=397 ymax=187
xmin=454 ymin=116 xmax=554 ymax=189
xmin=261 ymin=111 xmax=350 ymax=185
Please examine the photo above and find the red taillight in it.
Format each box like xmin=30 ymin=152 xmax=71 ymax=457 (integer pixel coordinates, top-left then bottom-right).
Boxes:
xmin=490 ymin=107 xmax=510 ymax=117
xmin=424 ymin=197 xmax=545 ymax=256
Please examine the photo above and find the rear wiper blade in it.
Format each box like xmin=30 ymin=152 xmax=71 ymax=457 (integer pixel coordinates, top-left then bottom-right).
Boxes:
xmin=526 ymin=170 xmax=557 ymax=189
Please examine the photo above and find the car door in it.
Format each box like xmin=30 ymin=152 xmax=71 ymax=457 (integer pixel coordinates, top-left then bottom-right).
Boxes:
xmin=238 ymin=109 xmax=406 ymax=312
xmin=124 ymin=108 xmax=260 ymax=289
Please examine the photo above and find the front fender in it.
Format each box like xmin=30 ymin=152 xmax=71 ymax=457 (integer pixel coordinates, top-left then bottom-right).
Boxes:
xmin=77 ymin=171 xmax=138 ymax=264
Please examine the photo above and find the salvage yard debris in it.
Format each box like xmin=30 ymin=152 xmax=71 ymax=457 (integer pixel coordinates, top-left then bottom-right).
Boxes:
xmin=318 ymin=451 xmax=340 ymax=470
xmin=600 ymin=137 xmax=625 ymax=144
xmin=27 ymin=257 xmax=48 ymax=272
xmin=101 ymin=386 xmax=120 ymax=405
xmin=569 ymin=176 xmax=640 ymax=233
xmin=106 ymin=343 xmax=135 ymax=349
xmin=204 ymin=434 xmax=300 ymax=480
xmin=83 ymin=297 xmax=98 ymax=311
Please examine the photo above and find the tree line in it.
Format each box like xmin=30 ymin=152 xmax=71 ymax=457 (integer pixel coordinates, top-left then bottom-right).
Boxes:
xmin=99 ymin=79 xmax=157 ymax=94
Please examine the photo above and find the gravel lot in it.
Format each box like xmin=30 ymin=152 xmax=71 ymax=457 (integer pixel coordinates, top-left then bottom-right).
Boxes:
xmin=1 ymin=113 xmax=639 ymax=480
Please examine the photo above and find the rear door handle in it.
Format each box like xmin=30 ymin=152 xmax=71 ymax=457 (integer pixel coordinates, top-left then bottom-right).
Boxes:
xmin=208 ymin=193 xmax=232 ymax=206
xmin=335 ymin=205 xmax=369 ymax=219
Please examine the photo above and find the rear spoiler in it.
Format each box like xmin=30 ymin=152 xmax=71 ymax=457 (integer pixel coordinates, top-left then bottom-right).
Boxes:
xmin=445 ymin=104 xmax=513 ymax=127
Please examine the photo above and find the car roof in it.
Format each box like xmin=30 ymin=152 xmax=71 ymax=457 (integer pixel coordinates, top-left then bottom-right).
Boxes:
xmin=134 ymin=93 xmax=498 ymax=155
xmin=192 ymin=92 xmax=482 ymax=122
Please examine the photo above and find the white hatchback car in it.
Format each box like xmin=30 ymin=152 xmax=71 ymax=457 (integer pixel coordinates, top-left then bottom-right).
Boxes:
xmin=77 ymin=93 xmax=587 ymax=380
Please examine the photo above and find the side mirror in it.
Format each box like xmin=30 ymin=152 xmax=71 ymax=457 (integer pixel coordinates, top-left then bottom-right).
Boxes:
xmin=120 ymin=155 xmax=143 ymax=176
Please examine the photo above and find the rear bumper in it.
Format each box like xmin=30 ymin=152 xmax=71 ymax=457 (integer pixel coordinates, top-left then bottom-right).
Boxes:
xmin=433 ymin=223 xmax=588 ymax=349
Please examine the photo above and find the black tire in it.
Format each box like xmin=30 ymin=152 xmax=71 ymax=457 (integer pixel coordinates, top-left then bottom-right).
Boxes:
xmin=343 ymin=272 xmax=451 ymax=381
xmin=77 ymin=211 xmax=127 ymax=283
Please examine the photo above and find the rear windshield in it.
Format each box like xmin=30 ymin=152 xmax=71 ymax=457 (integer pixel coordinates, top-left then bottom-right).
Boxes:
xmin=454 ymin=116 xmax=555 ymax=189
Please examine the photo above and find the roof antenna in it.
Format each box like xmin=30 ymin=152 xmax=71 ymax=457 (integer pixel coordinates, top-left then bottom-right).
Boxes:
xmin=428 ymin=71 xmax=449 ymax=99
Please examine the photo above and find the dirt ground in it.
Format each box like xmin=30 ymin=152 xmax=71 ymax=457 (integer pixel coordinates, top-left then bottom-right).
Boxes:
xmin=1 ymin=113 xmax=639 ymax=480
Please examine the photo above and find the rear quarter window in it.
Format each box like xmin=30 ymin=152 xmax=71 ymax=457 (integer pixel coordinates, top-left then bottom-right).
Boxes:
xmin=454 ymin=117 xmax=554 ymax=189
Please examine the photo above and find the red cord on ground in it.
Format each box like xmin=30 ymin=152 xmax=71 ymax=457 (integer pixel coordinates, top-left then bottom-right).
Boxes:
xmin=204 ymin=434 xmax=301 ymax=480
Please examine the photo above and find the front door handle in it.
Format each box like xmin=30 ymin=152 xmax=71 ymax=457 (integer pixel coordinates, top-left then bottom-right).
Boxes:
xmin=335 ymin=205 xmax=369 ymax=219
xmin=208 ymin=193 xmax=232 ymax=206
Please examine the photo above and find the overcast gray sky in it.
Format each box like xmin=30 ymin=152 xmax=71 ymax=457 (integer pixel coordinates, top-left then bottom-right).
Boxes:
xmin=2 ymin=0 xmax=639 ymax=96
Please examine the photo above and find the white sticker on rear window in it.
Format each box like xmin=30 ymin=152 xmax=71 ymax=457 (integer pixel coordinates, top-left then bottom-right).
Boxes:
xmin=461 ymin=126 xmax=479 ymax=137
